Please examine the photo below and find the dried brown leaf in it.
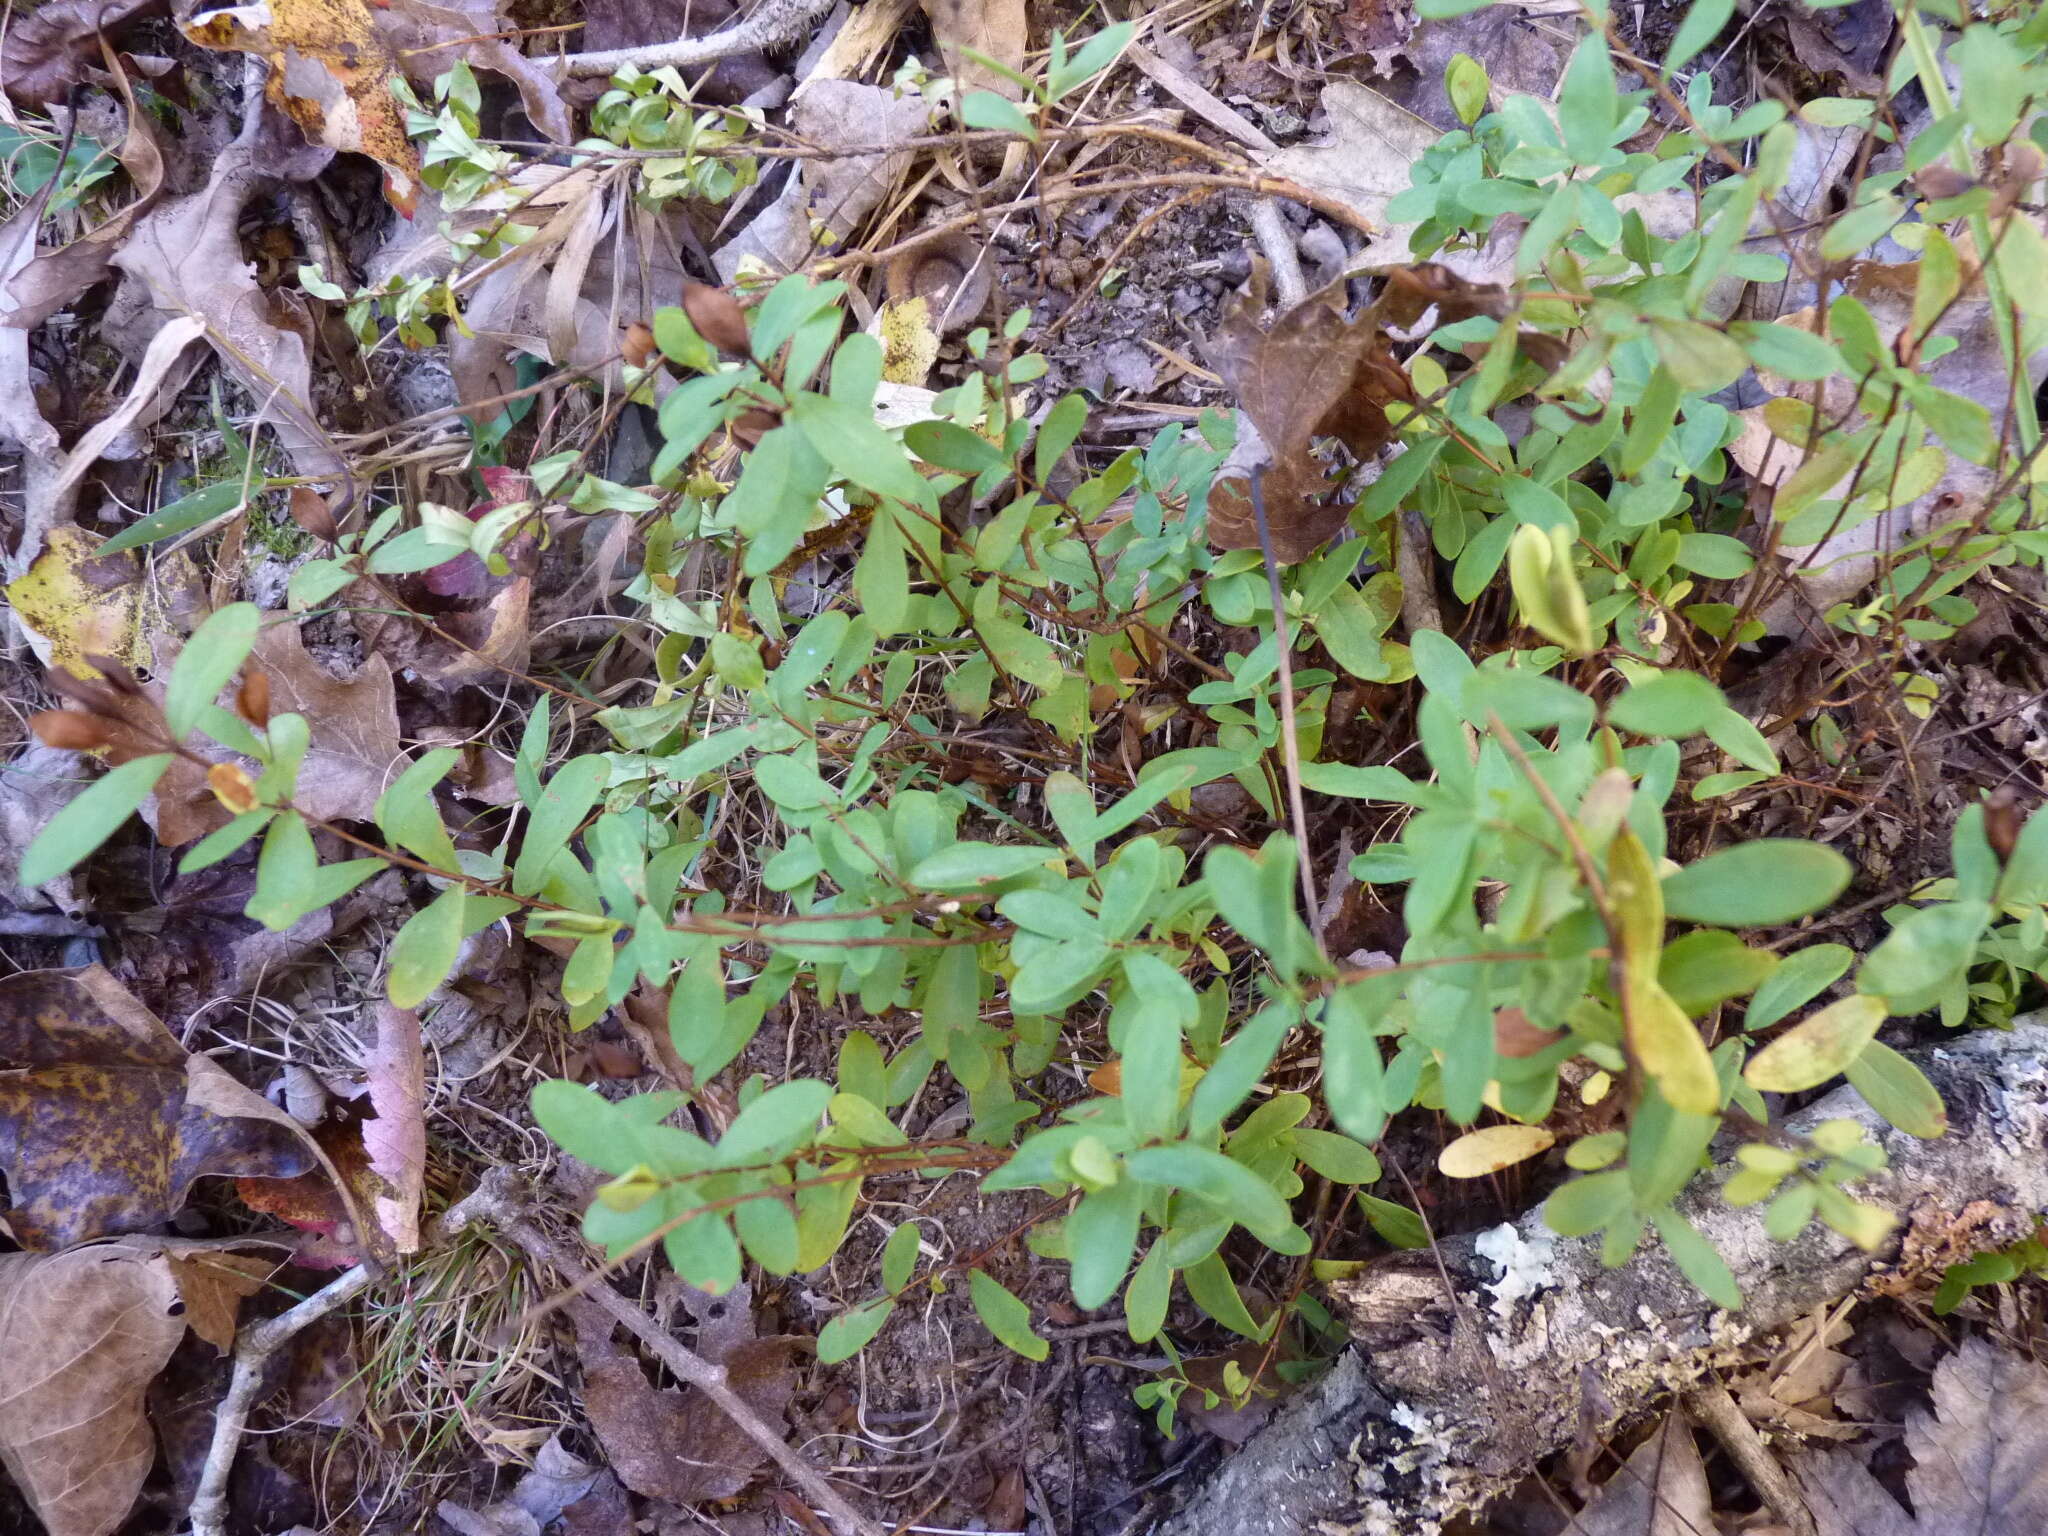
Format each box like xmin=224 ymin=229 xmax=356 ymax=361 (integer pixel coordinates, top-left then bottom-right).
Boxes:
xmin=363 ymin=1002 xmax=425 ymax=1254
xmin=712 ymin=81 xmax=930 ymax=283
xmin=574 ymin=1286 xmax=799 ymax=1505
xmin=1748 ymin=246 xmax=2048 ymax=628
xmin=1259 ymin=81 xmax=1440 ymax=264
xmin=247 ymin=618 xmax=403 ymax=820
xmin=0 ymin=1240 xmax=187 ymax=1536
xmin=1207 ymin=284 xmax=1403 ymax=464
xmin=122 ymin=614 xmax=400 ymax=848
xmin=106 ymin=136 xmax=343 ymax=493
xmin=923 ymin=0 xmax=1027 ymax=98
xmin=1337 ymin=0 xmax=1415 ymax=68
xmin=163 ymin=1249 xmax=279 ymax=1352
xmin=1203 ymin=282 xmax=1410 ymax=561
xmin=0 ymin=0 xmax=165 ymax=106
xmin=1206 ymin=457 xmax=1346 ymax=564
xmin=0 ymin=59 xmax=169 ymax=334
xmin=0 ymin=966 xmax=313 ymax=1248
xmin=1562 ymin=1411 xmax=1714 ymax=1535
xmin=376 ymin=0 xmax=573 ymax=144
xmin=1794 ymin=1337 xmax=2048 ymax=1535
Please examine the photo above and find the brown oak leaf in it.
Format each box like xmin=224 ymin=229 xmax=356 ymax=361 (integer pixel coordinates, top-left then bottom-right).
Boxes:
xmin=0 ymin=0 xmax=165 ymax=106
xmin=1204 ymin=277 xmax=1412 ymax=562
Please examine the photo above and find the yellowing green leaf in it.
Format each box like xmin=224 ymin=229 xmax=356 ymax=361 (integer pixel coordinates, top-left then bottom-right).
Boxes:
xmin=1438 ymin=1123 xmax=1556 ymax=1178
xmin=1629 ymin=980 xmax=1721 ymax=1115
xmin=1744 ymin=994 xmax=1887 ymax=1093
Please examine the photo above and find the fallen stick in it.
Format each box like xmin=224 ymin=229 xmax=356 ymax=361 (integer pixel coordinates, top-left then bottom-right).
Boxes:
xmin=1152 ymin=1016 xmax=2048 ymax=1536
xmin=186 ymin=1183 xmax=507 ymax=1536
xmin=552 ymin=0 xmax=836 ymax=78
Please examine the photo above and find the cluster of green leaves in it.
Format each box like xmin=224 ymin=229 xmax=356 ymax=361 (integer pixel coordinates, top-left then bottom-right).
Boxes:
xmin=587 ymin=66 xmax=761 ymax=205
xmin=951 ymin=21 xmax=1136 ymax=141
xmin=1383 ymin=1 xmax=2048 ymax=669
xmin=32 ymin=3 xmax=2048 ymax=1376
xmin=1933 ymin=1221 xmax=2048 ymax=1314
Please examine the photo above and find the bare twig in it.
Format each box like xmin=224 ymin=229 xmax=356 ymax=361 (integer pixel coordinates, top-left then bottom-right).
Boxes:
xmin=1682 ymin=1380 xmax=1816 ymax=1536
xmin=188 ymin=1264 xmax=376 ymax=1536
xmin=553 ymin=0 xmax=836 ymax=76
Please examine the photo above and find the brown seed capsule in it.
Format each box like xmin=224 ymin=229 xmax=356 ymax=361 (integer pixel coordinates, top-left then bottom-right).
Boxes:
xmin=289 ymin=485 xmax=339 ymax=542
xmin=622 ymin=321 xmax=656 ymax=368
xmin=31 ymin=710 xmax=114 ymax=751
xmin=237 ymin=668 xmax=272 ymax=726
xmin=1912 ymin=164 xmax=1977 ymax=202
xmin=47 ymin=669 xmax=122 ymax=718
xmin=681 ymin=280 xmax=751 ymax=356
xmin=1986 ymin=787 xmax=2023 ymax=862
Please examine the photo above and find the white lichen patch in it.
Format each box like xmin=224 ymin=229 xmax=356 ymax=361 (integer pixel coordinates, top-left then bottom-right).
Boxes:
xmin=1475 ymin=1221 xmax=1557 ymax=1319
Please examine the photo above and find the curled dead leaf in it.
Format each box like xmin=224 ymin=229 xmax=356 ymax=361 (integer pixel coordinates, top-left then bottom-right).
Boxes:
xmin=1203 ymin=277 xmax=1411 ymax=562
xmin=162 ymin=1248 xmax=280 ymax=1352
xmin=885 ymin=232 xmax=993 ymax=335
xmin=922 ymin=0 xmax=1027 ymax=98
xmin=574 ymin=1282 xmax=799 ymax=1505
xmin=0 ymin=0 xmax=165 ymax=106
xmin=363 ymin=1002 xmax=426 ymax=1254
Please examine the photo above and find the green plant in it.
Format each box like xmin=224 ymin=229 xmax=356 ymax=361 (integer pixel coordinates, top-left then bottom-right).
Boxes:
xmin=1934 ymin=1221 xmax=2048 ymax=1313
xmin=27 ymin=3 xmax=2048 ymax=1368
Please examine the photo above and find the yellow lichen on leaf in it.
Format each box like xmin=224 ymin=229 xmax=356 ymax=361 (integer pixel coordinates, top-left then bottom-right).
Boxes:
xmin=4 ymin=526 xmax=147 ymax=679
xmin=878 ymin=295 xmax=941 ymax=386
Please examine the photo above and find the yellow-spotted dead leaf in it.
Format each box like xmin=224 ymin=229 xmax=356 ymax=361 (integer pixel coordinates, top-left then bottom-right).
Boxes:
xmin=3 ymin=527 xmax=146 ymax=680
xmin=182 ymin=0 xmax=421 ymax=214
xmin=1628 ymin=979 xmax=1722 ymax=1115
xmin=0 ymin=966 xmax=315 ymax=1249
xmin=1439 ymin=1123 xmax=1556 ymax=1178
xmin=1745 ymin=994 xmax=1889 ymax=1094
xmin=0 ymin=1241 xmax=188 ymax=1536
